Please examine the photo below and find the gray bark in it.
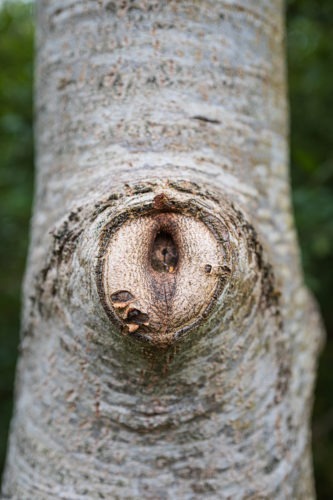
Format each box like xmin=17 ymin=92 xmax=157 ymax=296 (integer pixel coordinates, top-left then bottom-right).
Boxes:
xmin=2 ymin=0 xmax=323 ymax=498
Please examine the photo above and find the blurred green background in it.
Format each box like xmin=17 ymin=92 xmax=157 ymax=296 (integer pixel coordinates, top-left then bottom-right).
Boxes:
xmin=0 ymin=0 xmax=332 ymax=496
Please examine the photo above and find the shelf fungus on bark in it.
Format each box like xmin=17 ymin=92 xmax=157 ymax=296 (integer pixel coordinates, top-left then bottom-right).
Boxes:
xmin=96 ymin=191 xmax=232 ymax=347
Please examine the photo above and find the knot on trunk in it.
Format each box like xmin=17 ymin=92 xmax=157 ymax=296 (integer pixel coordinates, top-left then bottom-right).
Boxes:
xmin=31 ymin=179 xmax=280 ymax=353
xmin=97 ymin=189 xmax=231 ymax=347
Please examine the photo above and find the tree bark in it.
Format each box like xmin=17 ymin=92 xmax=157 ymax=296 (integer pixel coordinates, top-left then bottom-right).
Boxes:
xmin=2 ymin=0 xmax=323 ymax=498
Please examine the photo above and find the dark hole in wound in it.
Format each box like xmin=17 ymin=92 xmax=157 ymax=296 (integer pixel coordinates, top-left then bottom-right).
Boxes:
xmin=151 ymin=231 xmax=179 ymax=273
xmin=126 ymin=309 xmax=149 ymax=325
xmin=111 ymin=290 xmax=134 ymax=303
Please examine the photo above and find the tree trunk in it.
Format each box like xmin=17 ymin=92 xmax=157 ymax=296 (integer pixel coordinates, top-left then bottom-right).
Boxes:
xmin=2 ymin=0 xmax=323 ymax=498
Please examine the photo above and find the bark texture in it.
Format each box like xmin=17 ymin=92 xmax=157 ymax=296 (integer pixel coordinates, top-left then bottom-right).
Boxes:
xmin=3 ymin=0 xmax=323 ymax=498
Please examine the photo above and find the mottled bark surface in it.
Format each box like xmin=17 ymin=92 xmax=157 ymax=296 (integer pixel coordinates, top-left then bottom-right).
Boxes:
xmin=2 ymin=0 xmax=323 ymax=498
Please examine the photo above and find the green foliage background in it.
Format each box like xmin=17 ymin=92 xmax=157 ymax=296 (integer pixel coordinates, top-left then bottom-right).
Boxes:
xmin=0 ymin=1 xmax=332 ymax=496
